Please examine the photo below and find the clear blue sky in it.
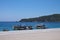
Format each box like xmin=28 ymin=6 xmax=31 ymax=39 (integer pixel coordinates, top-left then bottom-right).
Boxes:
xmin=0 ymin=0 xmax=60 ymax=21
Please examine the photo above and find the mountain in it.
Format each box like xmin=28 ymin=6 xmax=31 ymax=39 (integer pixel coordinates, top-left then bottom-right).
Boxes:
xmin=19 ymin=14 xmax=60 ymax=22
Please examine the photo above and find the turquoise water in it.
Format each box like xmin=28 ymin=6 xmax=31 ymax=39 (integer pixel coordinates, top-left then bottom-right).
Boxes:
xmin=0 ymin=22 xmax=60 ymax=31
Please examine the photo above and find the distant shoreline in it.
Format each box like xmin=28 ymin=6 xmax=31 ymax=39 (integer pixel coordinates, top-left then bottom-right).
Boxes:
xmin=20 ymin=14 xmax=60 ymax=22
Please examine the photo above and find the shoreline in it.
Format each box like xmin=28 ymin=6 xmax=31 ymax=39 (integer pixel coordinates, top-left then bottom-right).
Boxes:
xmin=0 ymin=28 xmax=60 ymax=40
xmin=0 ymin=28 xmax=60 ymax=32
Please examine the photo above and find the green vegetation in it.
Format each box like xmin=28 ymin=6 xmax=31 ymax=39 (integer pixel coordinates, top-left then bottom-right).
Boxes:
xmin=20 ymin=14 xmax=60 ymax=22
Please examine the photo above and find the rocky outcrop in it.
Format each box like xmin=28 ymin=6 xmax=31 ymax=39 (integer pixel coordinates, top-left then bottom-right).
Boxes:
xmin=13 ymin=25 xmax=33 ymax=30
xmin=36 ymin=24 xmax=46 ymax=29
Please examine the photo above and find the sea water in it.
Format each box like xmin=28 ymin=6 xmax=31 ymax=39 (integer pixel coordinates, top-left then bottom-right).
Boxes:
xmin=0 ymin=22 xmax=60 ymax=31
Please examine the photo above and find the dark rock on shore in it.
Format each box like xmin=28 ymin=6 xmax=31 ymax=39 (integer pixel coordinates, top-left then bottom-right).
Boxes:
xmin=13 ymin=25 xmax=33 ymax=30
xmin=36 ymin=24 xmax=47 ymax=29
xmin=13 ymin=25 xmax=26 ymax=30
xmin=2 ymin=29 xmax=9 ymax=31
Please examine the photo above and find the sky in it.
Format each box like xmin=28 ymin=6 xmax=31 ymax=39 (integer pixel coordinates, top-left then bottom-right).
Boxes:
xmin=0 ymin=0 xmax=60 ymax=21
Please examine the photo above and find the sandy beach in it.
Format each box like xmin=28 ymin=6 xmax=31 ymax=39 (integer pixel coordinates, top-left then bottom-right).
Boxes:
xmin=0 ymin=28 xmax=60 ymax=40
